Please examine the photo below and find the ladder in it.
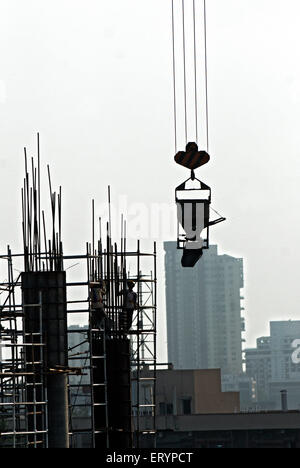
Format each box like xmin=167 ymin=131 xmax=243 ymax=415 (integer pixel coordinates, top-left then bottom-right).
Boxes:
xmin=90 ymin=320 xmax=109 ymax=448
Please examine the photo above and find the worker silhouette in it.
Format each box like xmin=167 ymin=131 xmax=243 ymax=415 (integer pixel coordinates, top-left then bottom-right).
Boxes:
xmin=89 ymin=280 xmax=107 ymax=330
xmin=119 ymin=280 xmax=138 ymax=332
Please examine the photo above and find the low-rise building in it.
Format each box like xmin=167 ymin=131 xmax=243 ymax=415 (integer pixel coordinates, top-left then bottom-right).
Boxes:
xmin=146 ymin=411 xmax=300 ymax=448
xmin=221 ymin=373 xmax=256 ymax=410
xmin=245 ymin=322 xmax=300 ymax=410
xmin=139 ymin=367 xmax=240 ymax=418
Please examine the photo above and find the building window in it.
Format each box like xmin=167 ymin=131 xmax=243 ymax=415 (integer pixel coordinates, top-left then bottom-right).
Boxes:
xmin=159 ymin=403 xmax=166 ymax=415
xmin=182 ymin=398 xmax=192 ymax=415
xmin=159 ymin=402 xmax=173 ymax=415
xmin=166 ymin=403 xmax=173 ymax=415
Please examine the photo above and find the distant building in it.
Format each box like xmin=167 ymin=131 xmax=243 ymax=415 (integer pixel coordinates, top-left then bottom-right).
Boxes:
xmin=68 ymin=324 xmax=90 ymax=386
xmin=269 ymin=321 xmax=300 ymax=410
xmin=269 ymin=381 xmax=300 ymax=411
xmin=245 ymin=321 xmax=300 ymax=410
xmin=164 ymin=243 xmax=244 ymax=375
xmin=221 ymin=373 xmax=256 ymax=410
xmin=245 ymin=336 xmax=272 ymax=404
xmin=139 ymin=367 xmax=240 ymax=419
xmin=270 ymin=321 xmax=300 ymax=381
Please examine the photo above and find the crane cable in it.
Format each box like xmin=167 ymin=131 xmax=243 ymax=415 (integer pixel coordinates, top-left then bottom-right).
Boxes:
xmin=193 ymin=0 xmax=199 ymax=145
xmin=171 ymin=0 xmax=178 ymax=153
xmin=182 ymin=0 xmax=188 ymax=144
xmin=171 ymin=0 xmax=209 ymax=153
xmin=172 ymin=1 xmax=225 ymax=224
xmin=203 ymin=0 xmax=209 ymax=152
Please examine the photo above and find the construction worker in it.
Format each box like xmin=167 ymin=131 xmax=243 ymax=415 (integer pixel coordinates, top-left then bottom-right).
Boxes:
xmin=119 ymin=280 xmax=138 ymax=332
xmin=89 ymin=280 xmax=107 ymax=330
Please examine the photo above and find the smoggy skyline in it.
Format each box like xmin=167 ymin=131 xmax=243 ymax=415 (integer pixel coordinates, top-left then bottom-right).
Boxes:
xmin=1 ymin=1 xmax=300 ymax=362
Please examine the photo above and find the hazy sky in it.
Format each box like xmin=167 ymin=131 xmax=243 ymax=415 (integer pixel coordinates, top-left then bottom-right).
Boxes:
xmin=1 ymin=0 xmax=300 ymax=361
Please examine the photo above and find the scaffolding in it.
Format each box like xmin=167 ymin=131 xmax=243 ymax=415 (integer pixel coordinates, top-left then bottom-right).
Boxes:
xmin=66 ymin=237 xmax=157 ymax=448
xmin=0 ymin=251 xmax=48 ymax=448
xmin=0 ymin=139 xmax=157 ymax=448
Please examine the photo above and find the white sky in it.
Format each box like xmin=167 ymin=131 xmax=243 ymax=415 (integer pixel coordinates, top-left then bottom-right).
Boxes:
xmin=1 ymin=0 xmax=300 ymax=361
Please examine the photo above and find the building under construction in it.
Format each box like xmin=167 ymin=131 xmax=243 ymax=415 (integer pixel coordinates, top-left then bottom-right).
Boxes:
xmin=0 ymin=0 xmax=223 ymax=450
xmin=0 ymin=139 xmax=157 ymax=448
